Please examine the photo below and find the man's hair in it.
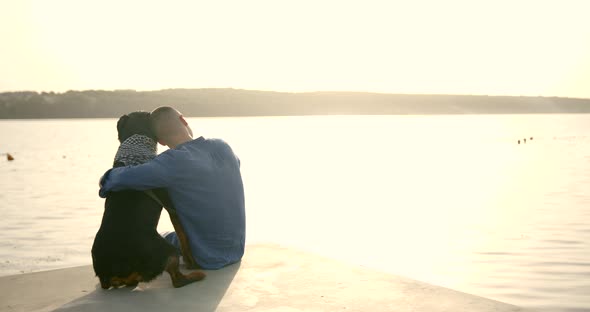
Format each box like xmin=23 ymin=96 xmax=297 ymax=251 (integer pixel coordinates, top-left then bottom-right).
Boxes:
xmin=150 ymin=106 xmax=180 ymax=139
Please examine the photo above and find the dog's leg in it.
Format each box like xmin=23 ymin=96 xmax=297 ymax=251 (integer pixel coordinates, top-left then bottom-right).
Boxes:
xmin=168 ymin=211 xmax=199 ymax=269
xmin=110 ymin=277 xmax=124 ymax=288
xmin=99 ymin=277 xmax=111 ymax=289
xmin=107 ymin=273 xmax=143 ymax=289
xmin=150 ymin=189 xmax=199 ymax=269
xmin=165 ymin=255 xmax=206 ymax=288
xmin=123 ymin=272 xmax=142 ymax=287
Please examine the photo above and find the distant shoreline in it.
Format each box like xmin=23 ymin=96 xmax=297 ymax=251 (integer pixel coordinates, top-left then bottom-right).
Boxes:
xmin=2 ymin=88 xmax=590 ymax=119
xmin=2 ymin=112 xmax=590 ymax=121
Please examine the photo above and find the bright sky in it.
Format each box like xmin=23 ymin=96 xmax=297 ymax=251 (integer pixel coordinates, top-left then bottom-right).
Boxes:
xmin=1 ymin=0 xmax=589 ymax=98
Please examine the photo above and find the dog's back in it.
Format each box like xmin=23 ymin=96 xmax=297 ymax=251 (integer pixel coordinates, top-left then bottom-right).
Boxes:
xmin=96 ymin=191 xmax=161 ymax=233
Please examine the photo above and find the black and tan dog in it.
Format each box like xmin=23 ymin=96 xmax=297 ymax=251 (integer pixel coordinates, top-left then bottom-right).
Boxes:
xmin=92 ymin=111 xmax=204 ymax=289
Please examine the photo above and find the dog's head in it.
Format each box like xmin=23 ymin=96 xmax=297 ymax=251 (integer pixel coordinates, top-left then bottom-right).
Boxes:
xmin=116 ymin=111 xmax=156 ymax=143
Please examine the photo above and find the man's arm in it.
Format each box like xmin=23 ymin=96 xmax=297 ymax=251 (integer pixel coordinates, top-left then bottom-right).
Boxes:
xmin=99 ymin=153 xmax=174 ymax=198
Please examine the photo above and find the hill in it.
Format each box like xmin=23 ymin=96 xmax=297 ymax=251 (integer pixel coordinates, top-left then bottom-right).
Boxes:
xmin=1 ymin=89 xmax=589 ymax=118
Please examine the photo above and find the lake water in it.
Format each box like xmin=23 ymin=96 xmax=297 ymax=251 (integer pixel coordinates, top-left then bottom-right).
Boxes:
xmin=0 ymin=115 xmax=589 ymax=311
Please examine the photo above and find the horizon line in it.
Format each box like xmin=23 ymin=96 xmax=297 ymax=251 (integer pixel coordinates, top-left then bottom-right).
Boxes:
xmin=1 ymin=87 xmax=589 ymax=101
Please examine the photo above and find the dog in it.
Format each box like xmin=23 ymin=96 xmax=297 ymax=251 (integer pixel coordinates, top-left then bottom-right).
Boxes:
xmin=91 ymin=111 xmax=205 ymax=289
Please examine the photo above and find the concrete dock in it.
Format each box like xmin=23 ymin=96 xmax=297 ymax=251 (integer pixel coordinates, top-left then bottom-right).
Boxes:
xmin=0 ymin=244 xmax=524 ymax=312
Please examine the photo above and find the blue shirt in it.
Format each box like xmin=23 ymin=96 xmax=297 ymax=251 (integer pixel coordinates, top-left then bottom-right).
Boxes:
xmin=99 ymin=137 xmax=245 ymax=269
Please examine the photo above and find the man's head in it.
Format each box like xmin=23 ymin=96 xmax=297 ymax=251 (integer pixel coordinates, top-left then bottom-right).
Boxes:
xmin=150 ymin=106 xmax=193 ymax=148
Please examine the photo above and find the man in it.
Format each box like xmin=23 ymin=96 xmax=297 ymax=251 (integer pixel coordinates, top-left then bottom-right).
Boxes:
xmin=99 ymin=107 xmax=245 ymax=269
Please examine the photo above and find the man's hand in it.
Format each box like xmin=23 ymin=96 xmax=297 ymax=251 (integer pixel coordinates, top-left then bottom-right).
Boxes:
xmin=98 ymin=169 xmax=112 ymax=198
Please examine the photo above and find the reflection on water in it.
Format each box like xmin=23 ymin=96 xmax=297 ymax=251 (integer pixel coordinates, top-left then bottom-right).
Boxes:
xmin=0 ymin=115 xmax=589 ymax=311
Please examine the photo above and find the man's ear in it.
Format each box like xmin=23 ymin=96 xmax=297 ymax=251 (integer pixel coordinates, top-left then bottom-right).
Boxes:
xmin=179 ymin=115 xmax=188 ymax=126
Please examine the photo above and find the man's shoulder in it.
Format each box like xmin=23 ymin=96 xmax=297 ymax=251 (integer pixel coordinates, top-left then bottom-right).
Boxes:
xmin=202 ymin=138 xmax=238 ymax=160
xmin=173 ymin=137 xmax=233 ymax=156
xmin=204 ymin=137 xmax=229 ymax=146
xmin=180 ymin=137 xmax=228 ymax=147
xmin=200 ymin=138 xmax=233 ymax=151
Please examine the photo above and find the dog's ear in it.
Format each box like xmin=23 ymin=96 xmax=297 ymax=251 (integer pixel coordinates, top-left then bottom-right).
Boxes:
xmin=117 ymin=114 xmax=130 ymax=142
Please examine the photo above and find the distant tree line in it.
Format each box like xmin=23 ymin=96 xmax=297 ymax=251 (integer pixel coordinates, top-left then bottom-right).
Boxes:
xmin=1 ymin=88 xmax=589 ymax=119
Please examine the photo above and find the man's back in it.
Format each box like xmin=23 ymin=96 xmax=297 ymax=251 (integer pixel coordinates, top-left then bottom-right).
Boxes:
xmin=163 ymin=137 xmax=245 ymax=269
